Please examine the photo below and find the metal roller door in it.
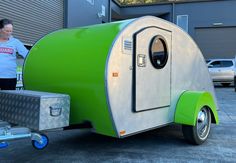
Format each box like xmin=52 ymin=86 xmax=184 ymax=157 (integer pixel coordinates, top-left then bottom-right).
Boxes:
xmin=195 ymin=27 xmax=236 ymax=59
xmin=0 ymin=0 xmax=64 ymax=46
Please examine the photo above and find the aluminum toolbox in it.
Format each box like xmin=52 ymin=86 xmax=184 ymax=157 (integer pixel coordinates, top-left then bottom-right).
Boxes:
xmin=0 ymin=90 xmax=70 ymax=131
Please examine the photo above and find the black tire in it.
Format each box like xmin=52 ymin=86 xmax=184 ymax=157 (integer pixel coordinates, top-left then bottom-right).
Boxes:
xmin=182 ymin=107 xmax=211 ymax=145
xmin=234 ymin=76 xmax=236 ymax=92
xmin=221 ymin=83 xmax=231 ymax=87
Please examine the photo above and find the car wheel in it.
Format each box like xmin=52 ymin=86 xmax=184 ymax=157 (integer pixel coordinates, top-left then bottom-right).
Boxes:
xmin=182 ymin=107 xmax=211 ymax=145
xmin=221 ymin=83 xmax=231 ymax=87
xmin=234 ymin=76 xmax=236 ymax=92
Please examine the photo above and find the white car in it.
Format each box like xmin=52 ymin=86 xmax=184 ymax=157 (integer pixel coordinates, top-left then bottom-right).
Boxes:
xmin=207 ymin=59 xmax=235 ymax=86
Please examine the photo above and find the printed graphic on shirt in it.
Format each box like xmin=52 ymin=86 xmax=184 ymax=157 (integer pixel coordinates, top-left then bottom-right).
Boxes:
xmin=0 ymin=47 xmax=14 ymax=54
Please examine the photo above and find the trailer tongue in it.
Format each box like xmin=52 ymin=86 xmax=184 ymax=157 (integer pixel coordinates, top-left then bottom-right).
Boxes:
xmin=0 ymin=90 xmax=70 ymax=149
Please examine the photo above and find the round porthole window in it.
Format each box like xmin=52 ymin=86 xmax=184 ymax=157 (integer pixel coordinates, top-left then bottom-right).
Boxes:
xmin=149 ymin=36 xmax=168 ymax=69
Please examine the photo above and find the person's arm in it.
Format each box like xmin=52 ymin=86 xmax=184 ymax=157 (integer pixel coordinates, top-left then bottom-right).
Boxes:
xmin=16 ymin=39 xmax=29 ymax=58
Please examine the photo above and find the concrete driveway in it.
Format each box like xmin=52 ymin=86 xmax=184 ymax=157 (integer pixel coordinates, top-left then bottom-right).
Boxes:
xmin=1 ymin=87 xmax=236 ymax=162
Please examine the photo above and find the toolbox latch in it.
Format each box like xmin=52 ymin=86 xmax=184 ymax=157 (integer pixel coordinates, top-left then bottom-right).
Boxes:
xmin=49 ymin=105 xmax=62 ymax=117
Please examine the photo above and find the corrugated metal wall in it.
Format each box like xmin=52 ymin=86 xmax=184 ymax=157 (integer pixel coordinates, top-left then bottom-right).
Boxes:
xmin=0 ymin=0 xmax=64 ymax=46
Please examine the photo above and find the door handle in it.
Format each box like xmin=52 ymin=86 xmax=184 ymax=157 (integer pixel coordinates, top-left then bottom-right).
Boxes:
xmin=137 ymin=54 xmax=146 ymax=67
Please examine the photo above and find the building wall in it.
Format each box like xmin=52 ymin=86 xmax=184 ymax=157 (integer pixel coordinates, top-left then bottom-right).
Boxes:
xmin=0 ymin=0 xmax=64 ymax=46
xmin=112 ymin=0 xmax=236 ymax=59
xmin=65 ymin=0 xmax=110 ymax=28
xmin=111 ymin=1 xmax=172 ymax=21
xmin=1 ymin=0 xmax=235 ymax=58
xmin=0 ymin=0 xmax=110 ymax=44
xmin=174 ymin=0 xmax=236 ymax=38
xmin=174 ymin=0 xmax=236 ymax=58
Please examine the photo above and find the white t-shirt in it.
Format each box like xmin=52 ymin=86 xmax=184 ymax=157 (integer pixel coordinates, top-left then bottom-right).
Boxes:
xmin=0 ymin=37 xmax=28 ymax=78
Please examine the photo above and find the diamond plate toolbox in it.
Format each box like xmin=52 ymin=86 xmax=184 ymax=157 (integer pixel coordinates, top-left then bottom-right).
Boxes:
xmin=0 ymin=90 xmax=70 ymax=131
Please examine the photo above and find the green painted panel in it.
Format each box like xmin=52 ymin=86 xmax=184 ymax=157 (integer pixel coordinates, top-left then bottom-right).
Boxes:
xmin=174 ymin=91 xmax=219 ymax=126
xmin=23 ymin=20 xmax=132 ymax=137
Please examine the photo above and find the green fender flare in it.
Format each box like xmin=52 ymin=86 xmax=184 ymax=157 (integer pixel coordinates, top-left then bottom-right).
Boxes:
xmin=174 ymin=91 xmax=219 ymax=126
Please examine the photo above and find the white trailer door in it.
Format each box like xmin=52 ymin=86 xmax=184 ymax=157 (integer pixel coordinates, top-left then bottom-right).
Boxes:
xmin=133 ymin=27 xmax=171 ymax=112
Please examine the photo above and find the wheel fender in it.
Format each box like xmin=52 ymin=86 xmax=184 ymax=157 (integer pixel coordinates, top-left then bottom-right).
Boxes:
xmin=174 ymin=91 xmax=219 ymax=126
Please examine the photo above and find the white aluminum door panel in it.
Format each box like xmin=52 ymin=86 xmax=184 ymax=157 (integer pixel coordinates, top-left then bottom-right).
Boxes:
xmin=135 ymin=27 xmax=171 ymax=112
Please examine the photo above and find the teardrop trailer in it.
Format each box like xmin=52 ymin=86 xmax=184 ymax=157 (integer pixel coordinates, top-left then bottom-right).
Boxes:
xmin=0 ymin=16 xmax=219 ymax=149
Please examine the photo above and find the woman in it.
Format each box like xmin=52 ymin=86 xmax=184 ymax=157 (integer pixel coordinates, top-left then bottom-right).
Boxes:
xmin=0 ymin=18 xmax=29 ymax=90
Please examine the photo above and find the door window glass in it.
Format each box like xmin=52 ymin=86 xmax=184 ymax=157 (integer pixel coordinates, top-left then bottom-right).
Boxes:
xmin=209 ymin=61 xmax=221 ymax=68
xmin=149 ymin=36 xmax=168 ymax=69
xmin=221 ymin=61 xmax=233 ymax=67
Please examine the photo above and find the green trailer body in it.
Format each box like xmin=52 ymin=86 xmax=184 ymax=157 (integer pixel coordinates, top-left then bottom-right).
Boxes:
xmin=23 ymin=21 xmax=131 ymax=137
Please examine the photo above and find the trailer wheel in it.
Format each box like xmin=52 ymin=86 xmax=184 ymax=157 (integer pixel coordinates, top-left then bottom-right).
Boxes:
xmin=0 ymin=142 xmax=8 ymax=149
xmin=182 ymin=107 xmax=211 ymax=145
xmin=32 ymin=134 xmax=49 ymax=150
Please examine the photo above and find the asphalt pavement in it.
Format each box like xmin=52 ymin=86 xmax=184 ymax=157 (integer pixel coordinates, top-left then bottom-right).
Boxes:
xmin=0 ymin=87 xmax=236 ymax=162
